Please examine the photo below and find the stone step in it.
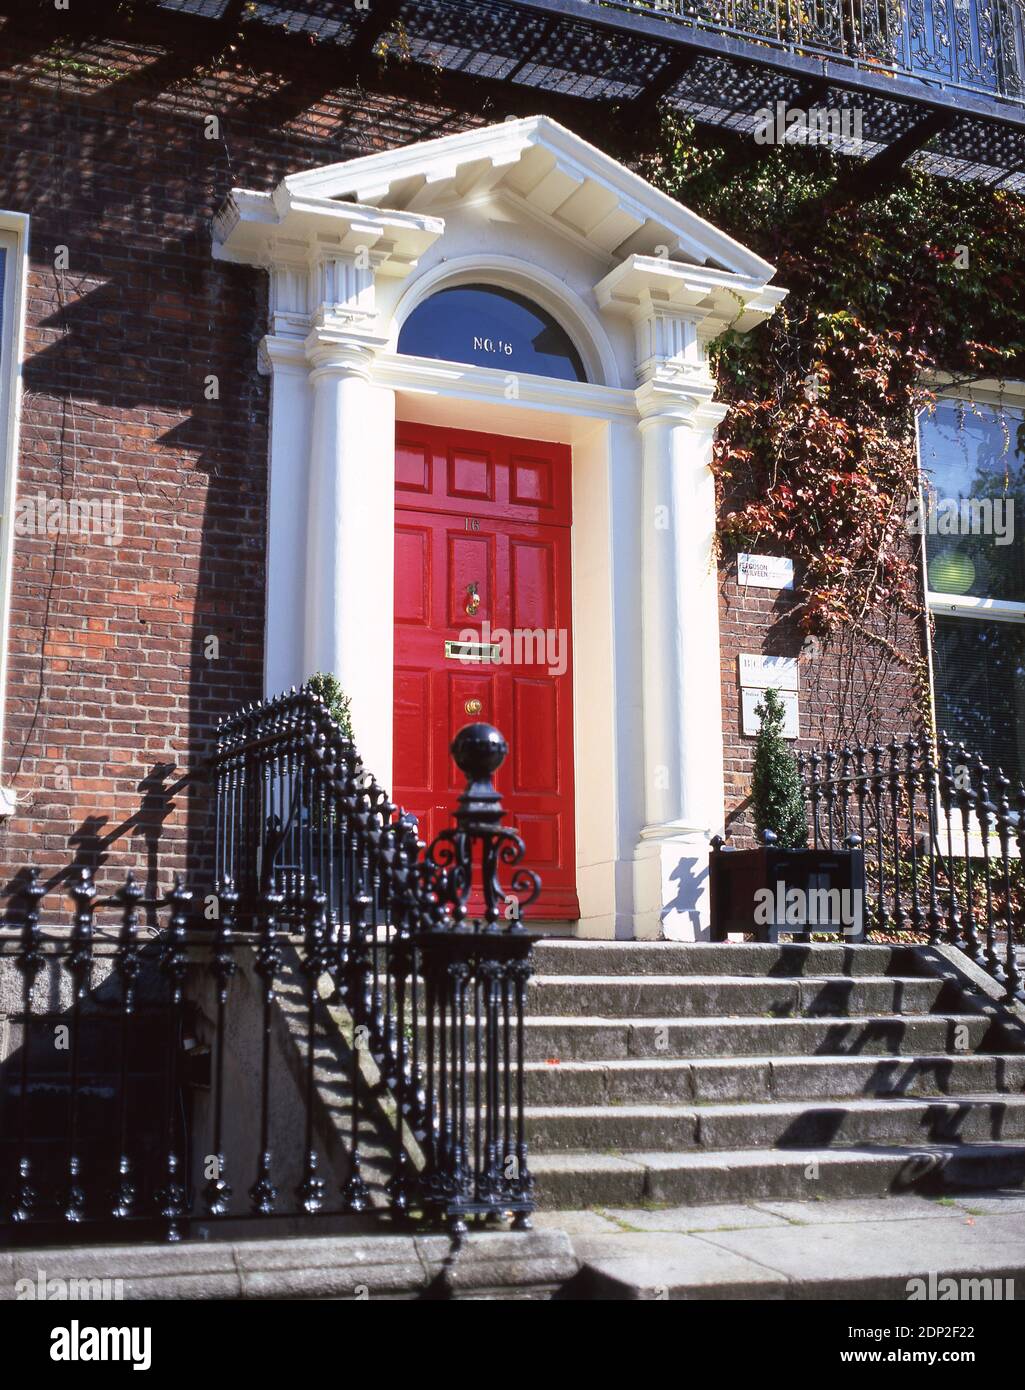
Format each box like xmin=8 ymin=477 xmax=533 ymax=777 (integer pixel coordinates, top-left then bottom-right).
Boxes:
xmin=521 ymin=1053 xmax=1025 ymax=1106
xmin=525 ymin=1093 xmax=1025 ymax=1153
xmin=533 ymin=940 xmax=918 ymax=978
xmin=514 ymin=1012 xmax=993 ymax=1060
xmin=530 ymin=1142 xmax=1025 ymax=1209
xmin=528 ymin=974 xmax=942 ymax=1018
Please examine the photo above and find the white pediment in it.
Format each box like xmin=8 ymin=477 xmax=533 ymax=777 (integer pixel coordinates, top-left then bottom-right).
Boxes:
xmin=281 ymin=115 xmax=775 ymax=281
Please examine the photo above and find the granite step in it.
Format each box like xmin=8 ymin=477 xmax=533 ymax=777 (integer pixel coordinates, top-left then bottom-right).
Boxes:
xmin=513 ymin=1012 xmax=993 ymax=1060
xmin=520 ymin=1052 xmax=1025 ymax=1106
xmin=525 ymin=1093 xmax=1025 ymax=1153
xmin=528 ymin=973 xmax=943 ymax=1018
xmin=532 ymin=940 xmax=919 ymax=978
xmin=530 ymin=1142 xmax=1025 ymax=1209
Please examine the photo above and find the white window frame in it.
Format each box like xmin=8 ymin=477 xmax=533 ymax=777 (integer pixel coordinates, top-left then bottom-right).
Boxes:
xmin=917 ymin=377 xmax=1025 ymax=856
xmin=0 ymin=212 xmax=29 ymax=818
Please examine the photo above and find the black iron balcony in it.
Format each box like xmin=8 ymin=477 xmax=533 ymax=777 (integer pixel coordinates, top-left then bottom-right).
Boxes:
xmin=48 ymin=0 xmax=1025 ymax=186
xmin=404 ymin=0 xmax=1025 ymax=184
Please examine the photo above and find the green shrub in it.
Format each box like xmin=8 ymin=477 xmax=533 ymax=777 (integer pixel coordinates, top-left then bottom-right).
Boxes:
xmin=751 ymin=687 xmax=807 ymax=848
xmin=306 ymin=671 xmax=354 ymax=741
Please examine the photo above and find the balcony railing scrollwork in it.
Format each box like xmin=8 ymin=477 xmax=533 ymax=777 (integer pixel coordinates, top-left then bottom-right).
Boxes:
xmin=609 ymin=0 xmax=1025 ymax=102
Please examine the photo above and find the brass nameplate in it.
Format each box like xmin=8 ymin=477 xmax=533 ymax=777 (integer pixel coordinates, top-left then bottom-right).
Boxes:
xmin=445 ymin=640 xmax=500 ymax=663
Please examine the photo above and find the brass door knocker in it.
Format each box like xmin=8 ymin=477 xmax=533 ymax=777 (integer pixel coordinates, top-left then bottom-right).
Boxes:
xmin=465 ymin=581 xmax=481 ymax=616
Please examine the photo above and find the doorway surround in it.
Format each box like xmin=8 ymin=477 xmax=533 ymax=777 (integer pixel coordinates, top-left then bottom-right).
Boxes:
xmin=212 ymin=116 xmax=787 ymax=939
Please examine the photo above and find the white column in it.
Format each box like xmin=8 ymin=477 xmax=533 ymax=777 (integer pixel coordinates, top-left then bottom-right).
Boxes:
xmin=632 ymin=379 xmax=728 ymax=941
xmin=594 ymin=257 xmax=786 ymax=938
xmin=260 ymin=337 xmax=311 ymax=699
xmin=304 ymin=328 xmax=396 ymax=785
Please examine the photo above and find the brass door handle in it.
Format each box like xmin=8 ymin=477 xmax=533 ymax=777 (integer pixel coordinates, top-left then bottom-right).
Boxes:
xmin=464 ymin=698 xmax=483 ymax=716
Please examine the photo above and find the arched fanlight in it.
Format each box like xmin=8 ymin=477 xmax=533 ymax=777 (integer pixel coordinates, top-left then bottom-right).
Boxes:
xmin=398 ymin=283 xmax=587 ymax=383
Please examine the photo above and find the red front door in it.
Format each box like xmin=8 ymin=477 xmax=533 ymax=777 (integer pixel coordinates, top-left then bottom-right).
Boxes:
xmin=393 ymin=422 xmax=578 ymax=920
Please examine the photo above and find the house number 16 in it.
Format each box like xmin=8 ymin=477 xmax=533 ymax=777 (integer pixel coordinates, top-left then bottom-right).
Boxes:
xmin=473 ymin=336 xmax=513 ymax=355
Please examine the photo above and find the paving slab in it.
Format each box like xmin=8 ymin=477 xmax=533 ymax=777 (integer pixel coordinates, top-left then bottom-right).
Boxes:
xmin=566 ymin=1233 xmax=787 ymax=1299
xmin=749 ymin=1194 xmax=967 ymax=1225
xmin=947 ymin=1190 xmax=1025 ymax=1215
xmin=532 ymin=1209 xmax=622 ymax=1234
xmin=697 ymin=1209 xmax=1025 ymax=1295
xmin=554 ymin=1191 xmax=1025 ymax=1299
xmin=601 ymin=1203 xmax=790 ymax=1233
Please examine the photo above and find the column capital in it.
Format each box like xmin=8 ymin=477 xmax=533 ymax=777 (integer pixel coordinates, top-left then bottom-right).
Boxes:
xmin=595 ymin=254 xmax=787 ymax=391
xmin=304 ymin=324 xmax=390 ymax=381
xmin=212 ymin=182 xmax=445 ymax=341
xmin=634 ymin=376 xmax=729 ymax=432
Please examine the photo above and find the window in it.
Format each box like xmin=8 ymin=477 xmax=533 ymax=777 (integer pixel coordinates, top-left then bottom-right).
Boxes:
xmin=918 ymin=395 xmax=1025 ymax=786
xmin=0 ymin=213 xmax=28 ymax=816
xmin=398 ymin=283 xmax=587 ymax=382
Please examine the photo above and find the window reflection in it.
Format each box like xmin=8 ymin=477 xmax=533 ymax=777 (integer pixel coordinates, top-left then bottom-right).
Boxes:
xmin=933 ymin=615 xmax=1025 ymax=785
xmin=918 ymin=400 xmax=1025 ymax=603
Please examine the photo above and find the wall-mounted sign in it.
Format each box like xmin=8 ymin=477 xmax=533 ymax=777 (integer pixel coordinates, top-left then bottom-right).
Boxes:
xmin=738 ymin=553 xmax=794 ymax=589
xmin=738 ymin=654 xmax=799 ymax=691
xmin=742 ymin=687 xmax=799 ymax=739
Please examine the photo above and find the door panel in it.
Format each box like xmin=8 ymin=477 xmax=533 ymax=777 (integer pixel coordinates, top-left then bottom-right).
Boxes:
xmin=394 ymin=524 xmax=431 ymax=625
xmin=393 ymin=422 xmax=578 ymax=919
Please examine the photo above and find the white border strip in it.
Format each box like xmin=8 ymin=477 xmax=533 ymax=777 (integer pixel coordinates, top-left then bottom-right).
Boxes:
xmin=0 ymin=211 xmax=30 ymax=818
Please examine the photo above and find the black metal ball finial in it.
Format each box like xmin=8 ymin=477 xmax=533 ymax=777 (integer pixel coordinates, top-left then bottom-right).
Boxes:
xmin=451 ymin=723 xmax=508 ymax=781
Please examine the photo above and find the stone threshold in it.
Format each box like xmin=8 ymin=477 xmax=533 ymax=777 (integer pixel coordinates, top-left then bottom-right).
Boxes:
xmin=0 ymin=1229 xmax=577 ymax=1301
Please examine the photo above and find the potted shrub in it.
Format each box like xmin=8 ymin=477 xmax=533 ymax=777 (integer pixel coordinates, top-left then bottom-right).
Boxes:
xmin=710 ymin=688 xmax=866 ymax=941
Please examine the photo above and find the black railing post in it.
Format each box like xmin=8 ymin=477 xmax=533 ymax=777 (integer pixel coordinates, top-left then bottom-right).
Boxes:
xmin=65 ymin=867 xmax=96 ymax=1225
xmin=415 ymin=724 xmax=540 ymax=1242
xmin=296 ymin=881 xmax=328 ymax=1216
xmin=111 ymin=872 xmax=144 ymax=1222
xmin=203 ymin=876 xmax=237 ymax=1218
xmin=955 ymin=744 xmax=986 ymax=966
xmin=919 ymin=733 xmax=944 ymax=946
xmin=995 ymin=771 xmax=1021 ymax=1000
xmin=248 ymin=882 xmax=283 ymax=1217
xmin=11 ymin=868 xmax=44 ymax=1224
xmin=156 ymin=875 xmax=190 ymax=1241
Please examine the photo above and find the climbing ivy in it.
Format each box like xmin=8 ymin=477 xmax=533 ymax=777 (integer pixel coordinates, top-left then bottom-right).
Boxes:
xmin=638 ymin=117 xmax=1025 ymax=658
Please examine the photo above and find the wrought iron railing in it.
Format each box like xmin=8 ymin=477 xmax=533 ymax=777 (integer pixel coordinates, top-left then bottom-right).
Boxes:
xmin=0 ymin=690 xmax=540 ymax=1245
xmin=611 ymin=0 xmax=1025 ymax=103
xmin=801 ymin=733 xmax=1025 ymax=998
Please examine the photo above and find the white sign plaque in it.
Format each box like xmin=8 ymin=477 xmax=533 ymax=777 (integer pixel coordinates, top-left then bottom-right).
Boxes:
xmin=738 ymin=654 xmax=799 ymax=691
xmin=742 ymin=687 xmax=799 ymax=739
xmin=738 ymin=553 xmax=794 ymax=589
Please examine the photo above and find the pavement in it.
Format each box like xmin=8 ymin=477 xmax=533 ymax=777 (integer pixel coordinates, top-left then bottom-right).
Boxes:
xmin=536 ymin=1190 xmax=1025 ymax=1299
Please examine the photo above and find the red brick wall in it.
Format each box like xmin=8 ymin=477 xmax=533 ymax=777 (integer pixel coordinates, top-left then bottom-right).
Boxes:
xmin=719 ymin=555 xmax=926 ymax=845
xmin=0 ymin=8 xmax=500 ymax=892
